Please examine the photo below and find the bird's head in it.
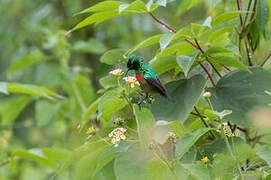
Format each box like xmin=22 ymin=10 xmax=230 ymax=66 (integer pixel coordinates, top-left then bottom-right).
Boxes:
xmin=125 ymin=55 xmax=144 ymax=76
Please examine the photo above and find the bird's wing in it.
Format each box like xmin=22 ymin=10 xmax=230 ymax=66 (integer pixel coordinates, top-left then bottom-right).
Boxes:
xmin=145 ymin=77 xmax=169 ymax=98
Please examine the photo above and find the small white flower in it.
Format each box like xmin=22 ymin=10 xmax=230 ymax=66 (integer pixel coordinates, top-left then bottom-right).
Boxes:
xmin=109 ymin=69 xmax=124 ymax=77
xmin=123 ymin=76 xmax=140 ymax=88
xmin=120 ymin=135 xmax=126 ymax=140
xmin=108 ymin=127 xmax=127 ymax=147
xmin=203 ymin=92 xmax=211 ymax=98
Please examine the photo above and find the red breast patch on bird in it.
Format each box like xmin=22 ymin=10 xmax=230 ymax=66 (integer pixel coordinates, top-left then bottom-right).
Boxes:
xmin=136 ymin=73 xmax=143 ymax=80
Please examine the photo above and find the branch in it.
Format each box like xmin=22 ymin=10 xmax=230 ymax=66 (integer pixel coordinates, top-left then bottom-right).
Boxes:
xmin=236 ymin=0 xmax=243 ymax=25
xmin=149 ymin=12 xmax=176 ymax=33
xmin=199 ymin=62 xmax=216 ymax=87
xmin=260 ymin=53 xmax=271 ymax=67
xmin=194 ymin=39 xmax=222 ymax=78
xmin=245 ymin=37 xmax=253 ymax=66
xmin=194 ymin=107 xmax=216 ymax=139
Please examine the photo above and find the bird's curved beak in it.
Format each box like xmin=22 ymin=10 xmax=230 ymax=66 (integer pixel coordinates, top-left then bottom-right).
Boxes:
xmin=125 ymin=68 xmax=130 ymax=77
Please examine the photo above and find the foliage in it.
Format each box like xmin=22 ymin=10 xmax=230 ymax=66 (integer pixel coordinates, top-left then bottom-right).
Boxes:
xmin=1 ymin=0 xmax=271 ymax=179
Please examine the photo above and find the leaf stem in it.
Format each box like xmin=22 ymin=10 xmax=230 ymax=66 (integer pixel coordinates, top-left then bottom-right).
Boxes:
xmin=194 ymin=107 xmax=216 ymax=139
xmin=194 ymin=39 xmax=222 ymax=78
xmin=199 ymin=62 xmax=216 ymax=87
xmin=236 ymin=0 xmax=243 ymax=25
xmin=260 ymin=53 xmax=271 ymax=67
xmin=149 ymin=12 xmax=176 ymax=33
xmin=244 ymin=37 xmax=253 ymax=66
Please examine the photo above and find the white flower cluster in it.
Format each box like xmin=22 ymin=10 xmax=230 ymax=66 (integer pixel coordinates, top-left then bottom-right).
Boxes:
xmin=109 ymin=69 xmax=123 ymax=76
xmin=123 ymin=76 xmax=140 ymax=88
xmin=108 ymin=128 xmax=127 ymax=147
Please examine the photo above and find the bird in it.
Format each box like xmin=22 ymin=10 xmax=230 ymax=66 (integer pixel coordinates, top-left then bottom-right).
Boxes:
xmin=125 ymin=55 xmax=171 ymax=106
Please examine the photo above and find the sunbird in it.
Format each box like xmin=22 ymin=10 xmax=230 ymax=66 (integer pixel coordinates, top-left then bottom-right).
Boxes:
xmin=125 ymin=55 xmax=171 ymax=105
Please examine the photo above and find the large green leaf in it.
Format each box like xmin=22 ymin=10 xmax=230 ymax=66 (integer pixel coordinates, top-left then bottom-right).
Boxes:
xmin=78 ymin=1 xmax=125 ymax=14
xmin=151 ymin=74 xmax=206 ymax=122
xmin=133 ymin=105 xmax=155 ymax=148
xmin=150 ymin=56 xmax=177 ymax=75
xmin=255 ymin=0 xmax=269 ymax=32
xmin=13 ymin=149 xmax=58 ymax=170
xmin=208 ymin=56 xmax=249 ymax=72
xmin=8 ymin=50 xmax=46 ymax=76
xmin=146 ymin=158 xmax=171 ymax=180
xmin=95 ymin=142 xmax=130 ymax=175
xmin=119 ymin=0 xmax=148 ymax=15
xmin=257 ymin=145 xmax=271 ymax=167
xmin=0 ymin=82 xmax=63 ymax=100
xmin=71 ymin=11 xmax=120 ymax=32
xmin=0 ymin=96 xmax=33 ymax=126
xmin=208 ymin=67 xmax=271 ymax=126
xmin=35 ymin=100 xmax=61 ymax=127
xmin=177 ymin=55 xmax=196 ymax=77
xmin=98 ymin=91 xmax=127 ymax=123
xmin=176 ymin=127 xmax=211 ymax=160
xmin=99 ymin=75 xmax=118 ymax=89
xmin=159 ymin=33 xmax=174 ymax=52
xmin=212 ymin=11 xmax=247 ymax=26
xmin=183 ymin=163 xmax=211 ymax=180
xmin=126 ymin=34 xmax=163 ymax=55
xmin=114 ymin=145 xmax=148 ymax=180
xmin=100 ymin=49 xmax=126 ymax=65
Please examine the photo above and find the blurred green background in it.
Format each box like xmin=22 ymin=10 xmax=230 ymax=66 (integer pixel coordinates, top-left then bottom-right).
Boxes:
xmin=1 ymin=0 xmax=271 ymax=179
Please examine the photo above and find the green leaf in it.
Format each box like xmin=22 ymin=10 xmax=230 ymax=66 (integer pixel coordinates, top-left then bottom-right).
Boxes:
xmin=208 ymin=27 xmax=233 ymax=46
xmin=42 ymin=148 xmax=71 ymax=164
xmin=99 ymin=75 xmax=118 ymax=89
xmin=73 ymin=141 xmax=108 ymax=180
xmin=78 ymin=1 xmax=125 ymax=14
xmin=0 ymin=82 xmax=64 ymax=100
xmin=146 ymin=158 xmax=170 ymax=180
xmin=8 ymin=50 xmax=46 ymax=76
xmin=255 ymin=0 xmax=269 ymax=32
xmin=126 ymin=34 xmax=163 ymax=55
xmin=208 ymin=56 xmax=249 ymax=72
xmin=177 ymin=55 xmax=196 ymax=77
xmin=100 ymin=49 xmax=126 ymax=65
xmin=177 ymin=0 xmax=203 ymax=15
xmin=13 ymin=149 xmax=57 ymax=170
xmin=133 ymin=105 xmax=155 ymax=148
xmin=204 ymin=46 xmax=239 ymax=57
xmin=268 ymin=0 xmax=271 ymax=25
xmin=257 ymin=145 xmax=271 ymax=167
xmin=152 ymin=75 xmax=206 ymax=122
xmin=35 ymin=100 xmax=61 ymax=127
xmin=150 ymin=56 xmax=177 ymax=75
xmin=208 ymin=67 xmax=271 ymax=126
xmin=176 ymin=127 xmax=211 ymax=159
xmin=183 ymin=163 xmax=211 ymax=180
xmin=159 ymin=33 xmax=174 ymax=52
xmin=156 ymin=42 xmax=196 ymax=58
xmin=168 ymin=121 xmax=186 ymax=138
xmin=98 ymin=91 xmax=127 ymax=123
xmin=171 ymin=28 xmax=193 ymax=44
xmin=114 ymin=145 xmax=148 ymax=180
xmin=95 ymin=142 xmax=130 ymax=175
xmin=212 ymin=11 xmax=247 ymax=26
xmin=71 ymin=11 xmax=120 ymax=32
xmin=119 ymin=0 xmax=148 ymax=15
xmin=0 ymin=96 xmax=33 ymax=126
xmin=72 ymin=39 xmax=107 ymax=54
xmin=81 ymin=98 xmax=100 ymax=130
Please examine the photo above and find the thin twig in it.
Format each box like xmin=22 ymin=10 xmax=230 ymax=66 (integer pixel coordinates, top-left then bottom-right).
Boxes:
xmin=260 ymin=53 xmax=271 ymax=67
xmin=236 ymin=0 xmax=243 ymax=25
xmin=149 ymin=12 xmax=176 ymax=33
xmin=223 ymin=65 xmax=231 ymax=71
xmin=199 ymin=62 xmax=216 ymax=87
xmin=243 ymin=0 xmax=253 ymax=27
xmin=194 ymin=38 xmax=222 ymax=78
xmin=194 ymin=107 xmax=216 ymax=139
xmin=244 ymin=37 xmax=253 ymax=66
